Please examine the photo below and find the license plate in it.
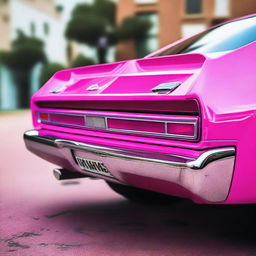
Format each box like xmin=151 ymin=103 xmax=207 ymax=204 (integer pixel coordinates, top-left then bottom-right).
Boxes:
xmin=75 ymin=156 xmax=114 ymax=177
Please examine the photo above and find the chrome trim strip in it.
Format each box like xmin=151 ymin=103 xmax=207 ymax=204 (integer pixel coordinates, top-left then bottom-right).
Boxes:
xmin=186 ymin=148 xmax=236 ymax=170
xmin=37 ymin=111 xmax=199 ymax=140
xmin=24 ymin=130 xmax=235 ymax=170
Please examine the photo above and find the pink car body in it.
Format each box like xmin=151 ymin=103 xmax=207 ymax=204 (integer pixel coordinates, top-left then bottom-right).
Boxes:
xmin=24 ymin=15 xmax=256 ymax=204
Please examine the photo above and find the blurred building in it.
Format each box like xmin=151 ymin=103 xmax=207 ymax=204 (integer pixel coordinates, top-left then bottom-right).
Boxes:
xmin=116 ymin=0 xmax=256 ymax=60
xmin=0 ymin=0 xmax=99 ymax=65
xmin=10 ymin=0 xmax=67 ymax=63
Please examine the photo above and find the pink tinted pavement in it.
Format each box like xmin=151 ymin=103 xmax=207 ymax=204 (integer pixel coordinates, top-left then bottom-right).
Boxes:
xmin=1 ymin=112 xmax=256 ymax=256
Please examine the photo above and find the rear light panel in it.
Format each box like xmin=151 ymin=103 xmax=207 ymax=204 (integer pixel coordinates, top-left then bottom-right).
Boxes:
xmin=50 ymin=113 xmax=85 ymax=126
xmin=36 ymin=99 xmax=200 ymax=114
xmin=37 ymin=111 xmax=199 ymax=140
xmin=167 ymin=122 xmax=196 ymax=137
xmin=107 ymin=118 xmax=165 ymax=134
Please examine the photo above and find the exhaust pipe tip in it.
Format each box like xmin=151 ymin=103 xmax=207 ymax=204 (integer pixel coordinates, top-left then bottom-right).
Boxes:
xmin=53 ymin=168 xmax=87 ymax=180
xmin=53 ymin=168 xmax=62 ymax=180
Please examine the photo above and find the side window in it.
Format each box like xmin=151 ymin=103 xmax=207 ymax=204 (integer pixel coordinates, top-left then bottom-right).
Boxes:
xmin=43 ymin=22 xmax=49 ymax=36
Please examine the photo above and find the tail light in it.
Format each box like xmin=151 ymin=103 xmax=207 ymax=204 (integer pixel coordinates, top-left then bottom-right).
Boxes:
xmin=37 ymin=111 xmax=199 ymax=141
xmin=39 ymin=112 xmax=49 ymax=122
xmin=167 ymin=122 xmax=196 ymax=138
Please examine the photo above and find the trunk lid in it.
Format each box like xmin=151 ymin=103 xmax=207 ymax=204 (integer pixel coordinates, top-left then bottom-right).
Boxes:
xmin=35 ymin=53 xmax=206 ymax=97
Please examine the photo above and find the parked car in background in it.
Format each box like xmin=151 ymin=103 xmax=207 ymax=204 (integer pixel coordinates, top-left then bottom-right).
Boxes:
xmin=24 ymin=15 xmax=256 ymax=204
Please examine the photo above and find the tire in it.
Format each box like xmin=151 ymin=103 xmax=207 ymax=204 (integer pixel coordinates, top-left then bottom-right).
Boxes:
xmin=106 ymin=181 xmax=179 ymax=204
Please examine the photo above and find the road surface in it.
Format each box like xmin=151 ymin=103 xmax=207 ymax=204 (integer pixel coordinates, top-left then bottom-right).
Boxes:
xmin=0 ymin=112 xmax=256 ymax=256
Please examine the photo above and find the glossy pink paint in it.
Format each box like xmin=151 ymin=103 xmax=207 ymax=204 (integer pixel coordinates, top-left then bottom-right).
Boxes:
xmin=28 ymin=16 xmax=256 ymax=204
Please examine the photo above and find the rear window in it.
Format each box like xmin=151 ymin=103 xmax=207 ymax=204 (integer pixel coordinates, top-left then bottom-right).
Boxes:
xmin=153 ymin=16 xmax=256 ymax=57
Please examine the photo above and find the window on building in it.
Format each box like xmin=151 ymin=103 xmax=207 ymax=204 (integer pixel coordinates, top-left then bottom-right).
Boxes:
xmin=136 ymin=13 xmax=159 ymax=58
xmin=185 ymin=0 xmax=202 ymax=14
xmin=134 ymin=0 xmax=157 ymax=4
xmin=30 ymin=22 xmax=36 ymax=36
xmin=214 ymin=0 xmax=229 ymax=17
xmin=182 ymin=23 xmax=206 ymax=38
xmin=43 ymin=22 xmax=49 ymax=36
xmin=55 ymin=5 xmax=63 ymax=13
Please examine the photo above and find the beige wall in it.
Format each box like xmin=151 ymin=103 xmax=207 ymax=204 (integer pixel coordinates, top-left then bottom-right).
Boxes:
xmin=231 ymin=0 xmax=256 ymax=18
xmin=20 ymin=0 xmax=59 ymax=18
xmin=0 ymin=0 xmax=11 ymax=50
xmin=158 ymin=0 xmax=181 ymax=46
xmin=116 ymin=0 xmax=256 ymax=60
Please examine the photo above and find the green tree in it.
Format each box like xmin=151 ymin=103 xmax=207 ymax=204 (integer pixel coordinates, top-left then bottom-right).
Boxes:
xmin=40 ymin=62 xmax=65 ymax=85
xmin=71 ymin=54 xmax=95 ymax=68
xmin=65 ymin=0 xmax=151 ymax=64
xmin=40 ymin=56 xmax=95 ymax=86
xmin=1 ymin=31 xmax=46 ymax=108
xmin=116 ymin=16 xmax=151 ymax=42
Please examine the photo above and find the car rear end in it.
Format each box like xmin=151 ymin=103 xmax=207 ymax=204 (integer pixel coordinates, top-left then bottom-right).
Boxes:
xmin=24 ymin=53 xmax=239 ymax=204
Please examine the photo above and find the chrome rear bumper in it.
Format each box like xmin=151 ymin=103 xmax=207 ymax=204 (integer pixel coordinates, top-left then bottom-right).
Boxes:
xmin=24 ymin=130 xmax=235 ymax=203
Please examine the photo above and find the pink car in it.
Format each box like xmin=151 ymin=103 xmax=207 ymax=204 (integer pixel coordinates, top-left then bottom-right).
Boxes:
xmin=24 ymin=15 xmax=256 ymax=204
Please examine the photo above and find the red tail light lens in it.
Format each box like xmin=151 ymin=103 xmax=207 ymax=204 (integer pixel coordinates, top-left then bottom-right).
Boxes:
xmin=167 ymin=122 xmax=196 ymax=137
xmin=51 ymin=114 xmax=85 ymax=126
xmin=39 ymin=112 xmax=49 ymax=121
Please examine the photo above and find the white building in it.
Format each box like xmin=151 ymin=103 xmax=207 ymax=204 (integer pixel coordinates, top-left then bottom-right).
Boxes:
xmin=1 ymin=0 xmax=69 ymax=110
xmin=9 ymin=0 xmax=95 ymax=65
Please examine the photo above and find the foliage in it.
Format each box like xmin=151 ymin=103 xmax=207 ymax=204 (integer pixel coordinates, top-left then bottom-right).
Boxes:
xmin=71 ymin=54 xmax=95 ymax=67
xmin=92 ymin=0 xmax=116 ymax=26
xmin=3 ymin=31 xmax=46 ymax=70
xmin=66 ymin=0 xmax=116 ymax=47
xmin=40 ymin=62 xmax=65 ymax=85
xmin=72 ymin=0 xmax=116 ymax=26
xmin=117 ymin=16 xmax=151 ymax=41
xmin=66 ymin=14 xmax=106 ymax=46
xmin=65 ymin=0 xmax=151 ymax=62
xmin=0 ymin=31 xmax=46 ymax=108
xmin=0 ymin=50 xmax=10 ymax=65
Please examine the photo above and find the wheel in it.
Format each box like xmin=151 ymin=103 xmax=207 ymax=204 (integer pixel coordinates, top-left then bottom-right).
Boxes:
xmin=106 ymin=181 xmax=179 ymax=204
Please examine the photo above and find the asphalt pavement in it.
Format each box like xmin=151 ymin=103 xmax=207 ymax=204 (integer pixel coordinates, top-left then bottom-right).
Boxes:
xmin=1 ymin=112 xmax=256 ymax=256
